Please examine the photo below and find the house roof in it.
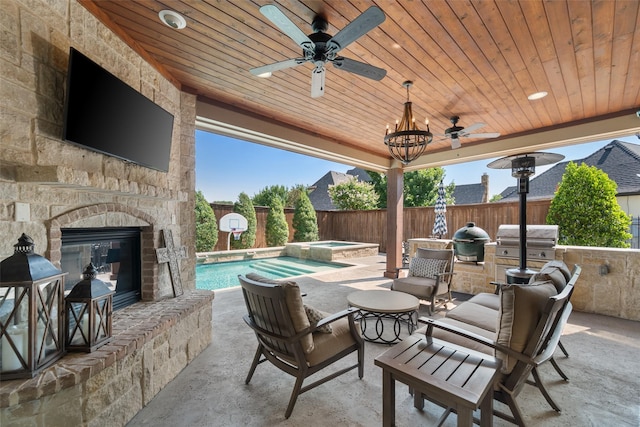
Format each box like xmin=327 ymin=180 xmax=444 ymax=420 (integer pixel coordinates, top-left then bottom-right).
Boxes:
xmin=500 ymin=140 xmax=640 ymax=200
xmin=308 ymin=168 xmax=371 ymax=211
xmin=452 ymin=184 xmax=485 ymax=205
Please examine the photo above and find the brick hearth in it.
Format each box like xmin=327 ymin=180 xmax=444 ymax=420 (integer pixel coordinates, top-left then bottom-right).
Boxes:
xmin=0 ymin=290 xmax=214 ymax=426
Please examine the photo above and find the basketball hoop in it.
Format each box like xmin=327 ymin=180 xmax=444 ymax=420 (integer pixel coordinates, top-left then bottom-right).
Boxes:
xmin=220 ymin=213 xmax=248 ymax=251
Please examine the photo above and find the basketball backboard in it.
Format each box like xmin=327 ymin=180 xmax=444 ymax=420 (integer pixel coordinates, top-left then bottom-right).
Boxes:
xmin=219 ymin=213 xmax=248 ymax=232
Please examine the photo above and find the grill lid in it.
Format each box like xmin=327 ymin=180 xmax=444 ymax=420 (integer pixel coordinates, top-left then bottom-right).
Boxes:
xmin=496 ymin=224 xmax=558 ymax=247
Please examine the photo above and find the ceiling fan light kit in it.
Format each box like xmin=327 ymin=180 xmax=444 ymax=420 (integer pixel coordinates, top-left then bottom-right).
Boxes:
xmin=384 ymin=81 xmax=433 ymax=165
xmin=250 ymin=5 xmax=387 ymax=98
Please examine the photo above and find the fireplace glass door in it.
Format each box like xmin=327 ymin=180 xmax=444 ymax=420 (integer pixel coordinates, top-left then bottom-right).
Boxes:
xmin=61 ymin=228 xmax=141 ymax=310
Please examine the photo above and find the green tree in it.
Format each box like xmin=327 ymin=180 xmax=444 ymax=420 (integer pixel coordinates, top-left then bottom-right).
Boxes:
xmin=293 ymin=190 xmax=319 ymax=241
xmin=366 ymin=170 xmax=388 ymax=208
xmin=194 ymin=191 xmax=218 ymax=252
xmin=489 ymin=194 xmax=503 ymax=202
xmin=328 ymin=179 xmax=379 ymax=210
xmin=252 ymin=185 xmax=288 ymax=207
xmin=546 ymin=162 xmax=632 ymax=248
xmin=366 ymin=168 xmax=454 ymax=208
xmin=231 ymin=192 xmax=257 ymax=249
xmin=265 ymin=197 xmax=289 ymax=246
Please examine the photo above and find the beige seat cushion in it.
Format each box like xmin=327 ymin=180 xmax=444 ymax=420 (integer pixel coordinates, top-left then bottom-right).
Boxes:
xmin=446 ymin=302 xmax=499 ymax=333
xmin=497 ymin=280 xmax=557 ymax=373
xmin=391 ymin=276 xmax=437 ymax=299
xmin=246 ymin=273 xmax=314 ymax=353
xmin=306 ymin=317 xmax=356 ymax=366
xmin=415 ymin=318 xmax=496 ymax=356
xmin=467 ymin=293 xmax=501 ymax=311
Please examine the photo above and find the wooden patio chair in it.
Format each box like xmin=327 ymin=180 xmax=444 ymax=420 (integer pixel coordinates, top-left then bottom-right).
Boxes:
xmin=391 ymin=246 xmax=456 ymax=316
xmin=239 ymin=273 xmax=364 ymax=419
xmin=416 ymin=265 xmax=581 ymax=426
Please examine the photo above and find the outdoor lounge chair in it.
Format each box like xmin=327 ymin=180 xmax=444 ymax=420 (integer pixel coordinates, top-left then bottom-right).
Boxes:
xmin=391 ymin=246 xmax=455 ymax=316
xmin=239 ymin=273 xmax=364 ymax=419
xmin=414 ymin=264 xmax=581 ymax=426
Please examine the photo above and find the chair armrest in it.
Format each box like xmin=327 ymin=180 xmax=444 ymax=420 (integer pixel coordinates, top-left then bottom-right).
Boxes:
xmin=489 ymin=281 xmax=505 ymax=294
xmin=418 ymin=317 xmax=531 ymax=364
xmin=314 ymin=307 xmax=359 ymax=330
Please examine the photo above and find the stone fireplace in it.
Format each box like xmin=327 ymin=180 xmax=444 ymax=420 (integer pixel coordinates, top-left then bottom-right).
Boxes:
xmin=1 ymin=0 xmax=212 ymax=424
xmin=1 ymin=202 xmax=215 ymax=425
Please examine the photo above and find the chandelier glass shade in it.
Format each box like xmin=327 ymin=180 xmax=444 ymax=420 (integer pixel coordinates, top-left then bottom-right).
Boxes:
xmin=384 ymin=81 xmax=433 ymax=165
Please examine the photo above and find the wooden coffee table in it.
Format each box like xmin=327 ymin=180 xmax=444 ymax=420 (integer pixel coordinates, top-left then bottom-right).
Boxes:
xmin=347 ymin=290 xmax=419 ymax=344
xmin=374 ymin=334 xmax=502 ymax=427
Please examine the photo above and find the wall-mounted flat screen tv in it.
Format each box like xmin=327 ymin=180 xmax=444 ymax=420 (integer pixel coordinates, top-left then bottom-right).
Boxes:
xmin=63 ymin=48 xmax=174 ymax=172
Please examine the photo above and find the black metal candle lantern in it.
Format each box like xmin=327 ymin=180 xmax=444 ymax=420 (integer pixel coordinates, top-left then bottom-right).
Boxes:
xmin=0 ymin=234 xmax=67 ymax=379
xmin=65 ymin=263 xmax=114 ymax=352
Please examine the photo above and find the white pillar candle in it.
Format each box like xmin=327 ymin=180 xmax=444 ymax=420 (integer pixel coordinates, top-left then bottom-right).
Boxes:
xmin=2 ymin=325 xmax=26 ymax=372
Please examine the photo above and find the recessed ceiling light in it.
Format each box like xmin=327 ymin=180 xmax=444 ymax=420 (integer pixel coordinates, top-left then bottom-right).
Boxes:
xmin=159 ymin=10 xmax=187 ymax=30
xmin=528 ymin=91 xmax=548 ymax=100
xmin=256 ymin=71 xmax=272 ymax=78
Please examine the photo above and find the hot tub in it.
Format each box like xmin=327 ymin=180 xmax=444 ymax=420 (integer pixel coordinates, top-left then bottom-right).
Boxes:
xmin=285 ymin=241 xmax=379 ymax=261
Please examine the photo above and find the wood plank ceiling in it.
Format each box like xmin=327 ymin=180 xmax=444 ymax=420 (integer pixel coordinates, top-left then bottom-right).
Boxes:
xmin=81 ymin=0 xmax=640 ymax=171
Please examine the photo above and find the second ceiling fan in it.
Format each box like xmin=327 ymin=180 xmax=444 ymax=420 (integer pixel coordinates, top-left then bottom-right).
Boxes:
xmin=250 ymin=5 xmax=387 ymax=98
xmin=437 ymin=116 xmax=501 ymax=149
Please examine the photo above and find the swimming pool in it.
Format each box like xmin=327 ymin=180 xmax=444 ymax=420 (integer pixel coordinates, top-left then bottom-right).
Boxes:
xmin=196 ymin=256 xmax=348 ymax=291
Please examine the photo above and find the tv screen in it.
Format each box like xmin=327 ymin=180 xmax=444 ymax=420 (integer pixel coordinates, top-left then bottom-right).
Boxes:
xmin=63 ymin=48 xmax=174 ymax=172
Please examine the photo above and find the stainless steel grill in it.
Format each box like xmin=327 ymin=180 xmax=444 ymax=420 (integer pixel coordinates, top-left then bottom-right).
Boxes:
xmin=495 ymin=224 xmax=558 ymax=261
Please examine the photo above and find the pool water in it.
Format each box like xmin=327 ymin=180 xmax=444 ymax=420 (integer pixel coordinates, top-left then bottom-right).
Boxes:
xmin=308 ymin=242 xmax=355 ymax=247
xmin=196 ymin=256 xmax=348 ymax=291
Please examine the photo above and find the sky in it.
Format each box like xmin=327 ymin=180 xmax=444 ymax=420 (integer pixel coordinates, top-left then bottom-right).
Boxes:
xmin=195 ymin=130 xmax=639 ymax=203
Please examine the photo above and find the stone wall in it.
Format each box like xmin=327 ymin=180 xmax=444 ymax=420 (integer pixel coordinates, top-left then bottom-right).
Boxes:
xmin=1 ymin=1 xmax=209 ymax=425
xmin=0 ymin=0 xmax=196 ymax=295
xmin=408 ymin=238 xmax=640 ymax=321
xmin=0 ymin=291 xmax=214 ymax=427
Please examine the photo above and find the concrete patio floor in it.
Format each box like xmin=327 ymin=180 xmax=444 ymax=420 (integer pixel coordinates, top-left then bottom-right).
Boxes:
xmin=127 ymin=255 xmax=640 ymax=427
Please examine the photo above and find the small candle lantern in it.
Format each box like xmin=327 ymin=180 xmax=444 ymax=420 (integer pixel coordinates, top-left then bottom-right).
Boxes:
xmin=65 ymin=263 xmax=114 ymax=352
xmin=0 ymin=234 xmax=67 ymax=379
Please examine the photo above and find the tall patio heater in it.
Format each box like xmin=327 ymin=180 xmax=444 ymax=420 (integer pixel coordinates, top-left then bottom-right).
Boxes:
xmin=487 ymin=152 xmax=564 ymax=283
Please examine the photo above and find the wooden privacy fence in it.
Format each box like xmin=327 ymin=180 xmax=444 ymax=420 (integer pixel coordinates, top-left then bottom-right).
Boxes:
xmin=209 ymin=199 xmax=552 ymax=253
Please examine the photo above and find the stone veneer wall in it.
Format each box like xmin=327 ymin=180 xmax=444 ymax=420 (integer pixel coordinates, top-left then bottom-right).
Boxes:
xmin=0 ymin=291 xmax=214 ymax=426
xmin=408 ymin=239 xmax=640 ymax=321
xmin=1 ymin=0 xmax=211 ymax=425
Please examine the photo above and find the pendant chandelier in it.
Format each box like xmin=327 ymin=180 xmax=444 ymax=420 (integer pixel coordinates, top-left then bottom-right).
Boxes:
xmin=384 ymin=80 xmax=433 ymax=165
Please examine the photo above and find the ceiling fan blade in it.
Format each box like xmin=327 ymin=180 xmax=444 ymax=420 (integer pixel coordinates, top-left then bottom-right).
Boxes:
xmin=260 ymin=5 xmax=315 ymax=53
xmin=326 ymin=6 xmax=385 ymax=53
xmin=463 ymin=132 xmax=501 ymax=139
xmin=250 ymin=58 xmax=305 ymax=76
xmin=332 ymin=57 xmax=386 ymax=80
xmin=451 ymin=137 xmax=461 ymax=149
xmin=311 ymin=67 xmax=325 ymax=98
xmin=460 ymin=122 xmax=486 ymax=133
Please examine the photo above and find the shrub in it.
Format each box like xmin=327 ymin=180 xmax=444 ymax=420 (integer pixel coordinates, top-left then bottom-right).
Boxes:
xmin=546 ymin=162 xmax=632 ymax=248
xmin=231 ymin=192 xmax=257 ymax=249
xmin=328 ymin=179 xmax=379 ymax=210
xmin=266 ymin=197 xmax=289 ymax=246
xmin=194 ymin=191 xmax=218 ymax=252
xmin=293 ymin=190 xmax=319 ymax=242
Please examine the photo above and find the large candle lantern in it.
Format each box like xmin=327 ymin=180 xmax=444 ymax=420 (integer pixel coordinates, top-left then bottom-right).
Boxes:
xmin=65 ymin=263 xmax=114 ymax=352
xmin=0 ymin=234 xmax=67 ymax=379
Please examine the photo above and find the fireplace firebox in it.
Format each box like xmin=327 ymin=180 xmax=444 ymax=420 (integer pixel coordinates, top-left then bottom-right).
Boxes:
xmin=61 ymin=228 xmax=141 ymax=310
